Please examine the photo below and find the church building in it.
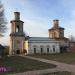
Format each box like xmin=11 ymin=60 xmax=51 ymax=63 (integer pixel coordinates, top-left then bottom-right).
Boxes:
xmin=9 ymin=12 xmax=69 ymax=55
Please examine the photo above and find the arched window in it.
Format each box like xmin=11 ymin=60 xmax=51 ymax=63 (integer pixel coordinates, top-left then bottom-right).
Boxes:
xmin=47 ymin=48 xmax=49 ymax=53
xmin=34 ymin=48 xmax=36 ymax=54
xmin=33 ymin=45 xmax=37 ymax=54
xmin=49 ymin=34 xmax=52 ymax=38
xmin=41 ymin=48 xmax=43 ymax=53
xmin=54 ymin=32 xmax=57 ymax=38
xmin=40 ymin=46 xmax=44 ymax=54
xmin=60 ymin=31 xmax=64 ymax=38
xmin=46 ymin=45 xmax=50 ymax=53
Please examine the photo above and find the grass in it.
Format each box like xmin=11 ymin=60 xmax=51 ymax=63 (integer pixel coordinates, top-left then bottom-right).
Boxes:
xmin=30 ymin=53 xmax=75 ymax=64
xmin=0 ymin=73 xmax=7 ymax=75
xmin=41 ymin=71 xmax=74 ymax=75
xmin=0 ymin=56 xmax=56 ymax=74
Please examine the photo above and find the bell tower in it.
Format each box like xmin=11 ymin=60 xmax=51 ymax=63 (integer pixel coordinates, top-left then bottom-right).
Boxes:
xmin=48 ymin=19 xmax=64 ymax=39
xmin=9 ymin=12 xmax=25 ymax=55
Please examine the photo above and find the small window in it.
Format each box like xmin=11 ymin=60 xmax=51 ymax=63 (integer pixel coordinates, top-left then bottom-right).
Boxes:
xmin=34 ymin=48 xmax=36 ymax=54
xmin=47 ymin=48 xmax=49 ymax=53
xmin=53 ymin=46 xmax=55 ymax=52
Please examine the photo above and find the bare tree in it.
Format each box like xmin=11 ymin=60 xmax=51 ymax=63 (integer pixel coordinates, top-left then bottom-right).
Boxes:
xmin=0 ymin=1 xmax=7 ymax=36
xmin=69 ymin=35 xmax=75 ymax=42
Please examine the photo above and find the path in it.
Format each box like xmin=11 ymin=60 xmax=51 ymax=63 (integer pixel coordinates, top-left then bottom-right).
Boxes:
xmin=8 ymin=55 xmax=75 ymax=75
xmin=24 ymin=56 xmax=75 ymax=73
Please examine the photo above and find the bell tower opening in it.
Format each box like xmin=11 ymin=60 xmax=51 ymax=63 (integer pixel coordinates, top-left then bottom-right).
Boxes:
xmin=16 ymin=25 xmax=19 ymax=32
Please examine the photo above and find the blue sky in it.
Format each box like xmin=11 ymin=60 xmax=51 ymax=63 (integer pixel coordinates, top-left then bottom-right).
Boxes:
xmin=1 ymin=0 xmax=75 ymax=45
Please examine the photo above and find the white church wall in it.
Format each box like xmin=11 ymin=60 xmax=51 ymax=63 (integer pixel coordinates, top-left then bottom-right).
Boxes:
xmin=28 ymin=41 xmax=60 ymax=54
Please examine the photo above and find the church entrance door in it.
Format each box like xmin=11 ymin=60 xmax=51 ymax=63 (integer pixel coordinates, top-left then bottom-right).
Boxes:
xmin=16 ymin=50 xmax=20 ymax=54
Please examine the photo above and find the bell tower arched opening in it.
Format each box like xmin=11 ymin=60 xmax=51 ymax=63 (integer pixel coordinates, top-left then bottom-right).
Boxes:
xmin=16 ymin=25 xmax=19 ymax=32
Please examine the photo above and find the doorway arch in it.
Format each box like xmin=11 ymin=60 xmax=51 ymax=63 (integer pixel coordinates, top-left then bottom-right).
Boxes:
xmin=16 ymin=50 xmax=20 ymax=54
